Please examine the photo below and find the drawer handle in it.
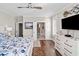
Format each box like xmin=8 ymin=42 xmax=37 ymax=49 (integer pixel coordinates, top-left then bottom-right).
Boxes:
xmin=57 ymin=39 xmax=60 ymax=41
xmin=66 ymin=40 xmax=68 ymax=42
xmin=64 ymin=43 xmax=72 ymax=47
xmin=64 ymin=48 xmax=72 ymax=54
xmin=56 ymin=46 xmax=60 ymax=50
xmin=56 ymin=42 xmax=60 ymax=45
xmin=64 ymin=53 xmax=68 ymax=56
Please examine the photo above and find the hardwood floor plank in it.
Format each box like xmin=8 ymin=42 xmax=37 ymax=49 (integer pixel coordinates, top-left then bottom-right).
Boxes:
xmin=32 ymin=40 xmax=56 ymax=56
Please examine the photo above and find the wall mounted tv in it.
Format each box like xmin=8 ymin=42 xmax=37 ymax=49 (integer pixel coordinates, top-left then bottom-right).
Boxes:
xmin=62 ymin=14 xmax=79 ymax=30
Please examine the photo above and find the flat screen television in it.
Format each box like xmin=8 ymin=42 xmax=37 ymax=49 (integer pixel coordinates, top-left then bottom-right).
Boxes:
xmin=62 ymin=14 xmax=79 ymax=30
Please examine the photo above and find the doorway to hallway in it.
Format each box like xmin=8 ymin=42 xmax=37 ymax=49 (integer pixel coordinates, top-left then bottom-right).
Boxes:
xmin=19 ymin=23 xmax=23 ymax=37
xmin=37 ymin=22 xmax=45 ymax=39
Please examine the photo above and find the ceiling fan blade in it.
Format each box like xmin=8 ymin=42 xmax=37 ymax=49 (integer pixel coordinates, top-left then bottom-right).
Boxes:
xmin=17 ymin=7 xmax=24 ymax=8
xmin=18 ymin=7 xmax=29 ymax=8
xmin=33 ymin=7 xmax=42 ymax=9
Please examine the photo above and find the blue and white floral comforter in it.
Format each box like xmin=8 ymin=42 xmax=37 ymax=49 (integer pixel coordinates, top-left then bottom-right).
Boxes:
xmin=0 ymin=33 xmax=33 ymax=56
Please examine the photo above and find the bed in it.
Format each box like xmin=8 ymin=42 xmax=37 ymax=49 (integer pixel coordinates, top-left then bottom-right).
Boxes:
xmin=0 ymin=33 xmax=33 ymax=56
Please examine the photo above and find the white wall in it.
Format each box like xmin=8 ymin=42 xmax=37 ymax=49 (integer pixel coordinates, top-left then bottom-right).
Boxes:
xmin=45 ymin=18 xmax=51 ymax=39
xmin=23 ymin=16 xmax=51 ymax=40
xmin=52 ymin=4 xmax=79 ymax=39
xmin=15 ymin=16 xmax=23 ymax=37
xmin=0 ymin=12 xmax=15 ymax=36
xmin=23 ymin=17 xmax=34 ymax=37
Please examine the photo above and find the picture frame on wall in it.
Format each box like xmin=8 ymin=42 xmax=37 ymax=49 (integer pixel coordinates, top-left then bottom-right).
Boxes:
xmin=25 ymin=22 xmax=33 ymax=29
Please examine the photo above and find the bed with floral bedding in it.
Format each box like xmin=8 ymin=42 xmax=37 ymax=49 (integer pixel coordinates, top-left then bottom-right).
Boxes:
xmin=0 ymin=33 xmax=33 ymax=56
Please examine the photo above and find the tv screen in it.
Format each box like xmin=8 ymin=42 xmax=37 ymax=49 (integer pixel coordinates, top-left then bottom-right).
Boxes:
xmin=62 ymin=14 xmax=79 ymax=30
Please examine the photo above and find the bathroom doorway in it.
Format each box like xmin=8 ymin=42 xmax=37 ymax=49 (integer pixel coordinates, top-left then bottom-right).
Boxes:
xmin=37 ymin=22 xmax=45 ymax=39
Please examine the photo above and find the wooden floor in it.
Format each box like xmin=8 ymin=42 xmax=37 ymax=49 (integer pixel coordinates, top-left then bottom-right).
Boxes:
xmin=32 ymin=40 xmax=57 ymax=56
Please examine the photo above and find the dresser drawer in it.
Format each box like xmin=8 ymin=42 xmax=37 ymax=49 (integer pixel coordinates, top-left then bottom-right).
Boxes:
xmin=64 ymin=42 xmax=73 ymax=51
xmin=56 ymin=45 xmax=60 ymax=50
xmin=55 ymin=45 xmax=64 ymax=55
xmin=55 ymin=38 xmax=62 ymax=44
xmin=64 ymin=44 xmax=73 ymax=52
xmin=55 ymin=35 xmax=76 ymax=56
xmin=64 ymin=42 xmax=73 ymax=48
xmin=63 ymin=52 xmax=71 ymax=56
xmin=63 ymin=52 xmax=69 ymax=56
xmin=55 ymin=41 xmax=61 ymax=46
xmin=64 ymin=47 xmax=72 ymax=55
xmin=55 ymin=41 xmax=63 ymax=49
xmin=65 ymin=38 xmax=75 ymax=46
xmin=56 ymin=38 xmax=61 ymax=41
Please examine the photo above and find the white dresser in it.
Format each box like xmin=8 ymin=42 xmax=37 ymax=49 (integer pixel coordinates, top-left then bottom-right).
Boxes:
xmin=54 ymin=34 xmax=79 ymax=56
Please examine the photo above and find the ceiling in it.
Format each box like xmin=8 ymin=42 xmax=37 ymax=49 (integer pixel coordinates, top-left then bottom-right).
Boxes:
xmin=0 ymin=3 xmax=75 ymax=17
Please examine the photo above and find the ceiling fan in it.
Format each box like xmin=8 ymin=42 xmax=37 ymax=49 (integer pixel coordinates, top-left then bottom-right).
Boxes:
xmin=17 ymin=3 xmax=42 ymax=9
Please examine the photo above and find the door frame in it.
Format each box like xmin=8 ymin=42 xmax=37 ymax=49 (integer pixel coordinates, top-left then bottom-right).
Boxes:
xmin=37 ymin=22 xmax=45 ymax=39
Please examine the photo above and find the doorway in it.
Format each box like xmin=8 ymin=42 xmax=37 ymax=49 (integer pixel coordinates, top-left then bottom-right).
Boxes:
xmin=19 ymin=23 xmax=23 ymax=37
xmin=37 ymin=22 xmax=45 ymax=39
